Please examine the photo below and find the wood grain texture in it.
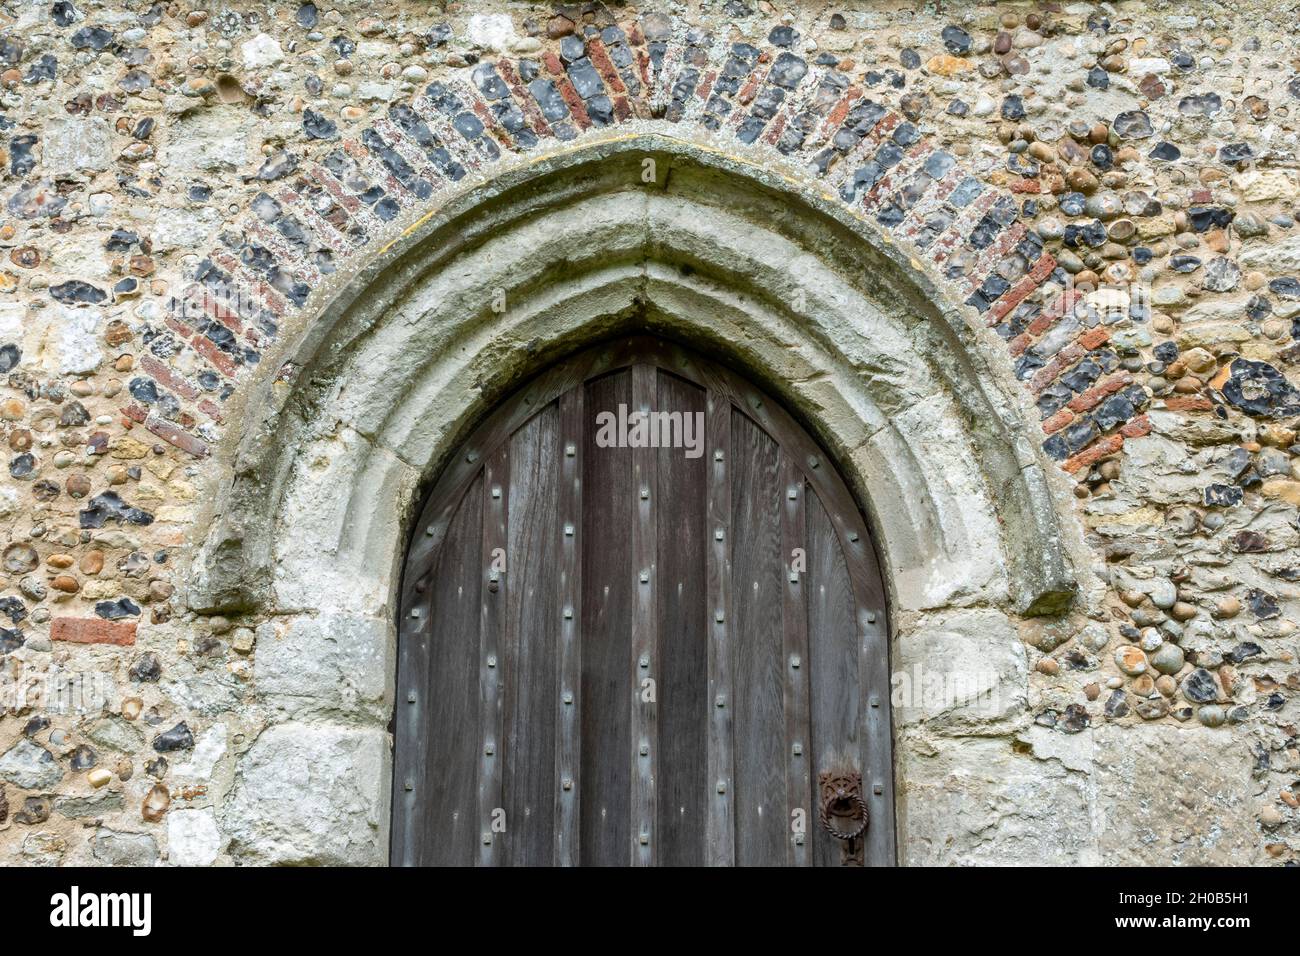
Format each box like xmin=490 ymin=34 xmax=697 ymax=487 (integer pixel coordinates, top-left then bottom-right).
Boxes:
xmin=579 ymin=370 xmax=633 ymax=866
xmin=630 ymin=363 xmax=658 ymax=865
xmin=655 ymin=370 xmax=707 ymax=866
xmin=705 ymin=388 xmax=736 ymax=867
xmin=730 ymin=410 xmax=788 ymax=867
xmin=401 ymin=477 xmax=482 ymax=865
xmin=503 ymin=406 xmax=561 ymax=865
xmin=394 ymin=336 xmax=895 ymax=867
xmin=780 ymin=456 xmax=812 ymax=866
xmin=555 ymin=386 xmax=583 ymax=866
xmin=478 ymin=446 xmax=509 ymax=866
xmin=805 ymin=488 xmax=860 ymax=868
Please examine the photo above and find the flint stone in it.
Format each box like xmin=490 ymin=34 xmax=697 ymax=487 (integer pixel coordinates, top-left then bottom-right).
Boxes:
xmin=1221 ymin=359 xmax=1300 ymax=418
xmin=0 ymin=739 xmax=64 ymax=789
xmin=1181 ymin=668 xmax=1219 ymax=703
xmin=92 ymin=829 xmax=159 ymax=866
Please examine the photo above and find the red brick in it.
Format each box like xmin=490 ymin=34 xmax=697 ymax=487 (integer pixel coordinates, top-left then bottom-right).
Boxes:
xmin=1120 ymin=415 xmax=1151 ymax=438
xmin=586 ymin=38 xmax=628 ymax=95
xmin=198 ymin=398 xmax=225 ymax=423
xmin=988 ymin=274 xmax=1038 ymax=326
xmin=695 ymin=69 xmax=716 ymax=104
xmin=1030 ymin=343 xmax=1085 ymax=394
xmin=1078 ymin=327 xmax=1110 ymax=350
xmin=191 ymin=334 xmax=238 ymax=378
xmin=1028 ymin=252 xmax=1058 ymax=284
xmin=816 ymin=87 xmax=862 ymax=145
xmin=763 ymin=111 xmax=787 ymax=146
xmin=634 ymin=47 xmax=652 ymax=89
xmin=1042 ymin=408 xmax=1074 ymax=435
xmin=989 ymin=254 xmax=1058 ymax=326
xmin=140 ymin=354 xmax=200 ymax=401
xmin=543 ymin=52 xmax=592 ymax=130
xmin=496 ymin=59 xmax=553 ymax=136
xmin=165 ymin=315 xmax=195 ymax=340
xmin=145 ymin=413 xmax=211 ymax=459
xmin=1062 ymin=433 xmax=1124 ymax=473
xmin=1163 ymin=395 xmax=1213 ymax=413
xmin=52 ymin=617 xmax=136 ymax=646
xmin=1067 ymin=371 xmax=1133 ymax=414
xmin=1010 ymin=178 xmax=1041 ymax=193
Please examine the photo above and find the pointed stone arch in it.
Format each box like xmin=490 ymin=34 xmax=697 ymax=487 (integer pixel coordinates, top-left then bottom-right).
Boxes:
xmin=204 ymin=135 xmax=1083 ymax=864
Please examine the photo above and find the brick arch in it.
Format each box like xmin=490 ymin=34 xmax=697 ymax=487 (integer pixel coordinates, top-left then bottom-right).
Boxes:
xmin=185 ymin=130 xmax=1083 ymax=624
xmin=197 ymin=134 xmax=1094 ymax=861
xmin=133 ymin=18 xmax=1140 ymax=484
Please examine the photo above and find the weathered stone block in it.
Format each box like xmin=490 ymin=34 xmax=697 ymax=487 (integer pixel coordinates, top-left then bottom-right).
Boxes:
xmin=167 ymin=807 xmax=221 ymax=866
xmin=254 ymin=614 xmax=393 ymax=719
xmin=42 ymin=117 xmax=113 ymax=175
xmin=221 ymin=722 xmax=390 ymax=866
xmin=162 ymin=108 xmax=255 ymax=175
xmin=1093 ymin=724 xmax=1261 ymax=865
xmin=894 ymin=609 xmax=1028 ymax=732
xmin=92 ymin=829 xmax=159 ymax=866
xmin=0 ymin=739 xmax=64 ymax=790
xmin=898 ymin=730 xmax=1094 ymax=865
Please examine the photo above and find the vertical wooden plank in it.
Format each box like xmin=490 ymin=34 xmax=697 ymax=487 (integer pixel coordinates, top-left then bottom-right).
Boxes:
xmin=630 ymin=362 xmax=658 ymax=866
xmin=858 ymin=550 xmax=895 ymax=868
xmin=580 ymin=370 xmax=633 ymax=865
xmin=478 ymin=446 xmax=508 ymax=866
xmin=805 ymin=490 xmax=861 ymax=867
xmin=555 ymin=387 xmax=583 ymax=866
xmin=655 ymin=372 xmax=707 ymax=866
xmin=503 ymin=407 xmax=560 ymax=865
xmin=705 ymin=389 xmax=735 ymax=867
xmin=730 ymin=410 xmax=789 ymax=866
xmin=396 ymin=478 xmax=483 ymax=865
xmin=780 ymin=456 xmax=813 ymax=866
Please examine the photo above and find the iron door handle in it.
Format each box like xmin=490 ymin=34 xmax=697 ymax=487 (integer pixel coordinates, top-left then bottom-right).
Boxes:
xmin=818 ymin=770 xmax=869 ymax=842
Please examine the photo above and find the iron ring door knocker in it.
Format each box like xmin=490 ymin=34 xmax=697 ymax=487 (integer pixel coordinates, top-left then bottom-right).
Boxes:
xmin=818 ymin=770 xmax=869 ymax=866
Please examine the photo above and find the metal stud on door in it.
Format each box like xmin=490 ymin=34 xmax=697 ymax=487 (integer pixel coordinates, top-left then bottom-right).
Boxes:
xmin=391 ymin=337 xmax=895 ymax=866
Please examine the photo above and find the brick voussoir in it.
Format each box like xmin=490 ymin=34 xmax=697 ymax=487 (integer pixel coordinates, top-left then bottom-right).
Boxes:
xmin=1031 ymin=342 xmax=1086 ymax=394
xmin=1067 ymin=371 xmax=1134 ymax=414
xmin=587 ymin=37 xmax=630 ymax=96
xmin=543 ymin=52 xmax=593 ymax=129
xmin=140 ymin=24 xmax=1116 ymax=483
xmin=1042 ymin=407 xmax=1076 ymax=435
xmin=1062 ymin=433 xmax=1125 ymax=473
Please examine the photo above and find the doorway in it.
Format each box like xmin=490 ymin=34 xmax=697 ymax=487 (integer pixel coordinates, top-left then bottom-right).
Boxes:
xmin=391 ymin=336 xmax=894 ymax=866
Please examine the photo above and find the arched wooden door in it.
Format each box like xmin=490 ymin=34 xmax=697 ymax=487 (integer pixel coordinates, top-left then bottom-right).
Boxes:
xmin=392 ymin=337 xmax=894 ymax=866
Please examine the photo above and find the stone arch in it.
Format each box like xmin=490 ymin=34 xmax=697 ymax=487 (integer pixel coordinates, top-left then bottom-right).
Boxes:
xmin=207 ymin=134 xmax=1082 ymax=864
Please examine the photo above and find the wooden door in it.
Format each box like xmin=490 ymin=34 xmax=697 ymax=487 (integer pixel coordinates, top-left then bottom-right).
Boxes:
xmin=392 ymin=337 xmax=893 ymax=866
